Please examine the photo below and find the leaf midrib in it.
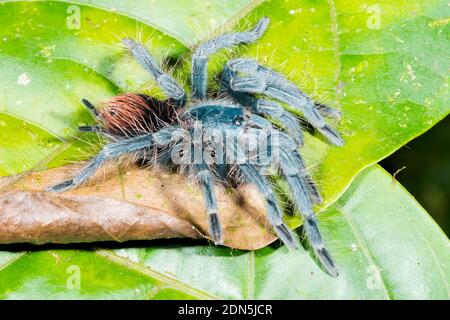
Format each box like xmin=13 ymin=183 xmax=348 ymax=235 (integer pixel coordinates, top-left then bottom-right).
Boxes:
xmin=337 ymin=203 xmax=392 ymax=299
xmin=95 ymin=250 xmax=218 ymax=300
xmin=245 ymin=250 xmax=255 ymax=299
xmin=0 ymin=252 xmax=26 ymax=273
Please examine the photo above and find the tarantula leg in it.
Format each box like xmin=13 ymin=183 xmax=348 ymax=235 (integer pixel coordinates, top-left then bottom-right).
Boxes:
xmin=277 ymin=135 xmax=338 ymax=276
xmin=122 ymin=39 xmax=186 ymax=106
xmin=191 ymin=17 xmax=270 ymax=99
xmin=222 ymin=68 xmax=304 ymax=145
xmin=47 ymin=133 xmax=154 ymax=193
xmin=277 ymin=134 xmax=322 ymax=204
xmin=314 ymin=102 xmax=342 ymax=119
xmin=301 ymin=173 xmax=322 ymax=205
xmin=78 ymin=125 xmax=105 ymax=133
xmin=47 ymin=157 xmax=103 ymax=193
xmin=237 ymin=162 xmax=299 ymax=250
xmin=280 ymin=160 xmax=337 ymax=276
xmin=258 ymin=100 xmax=304 ymax=146
xmin=224 ymin=58 xmax=344 ymax=146
xmin=47 ymin=127 xmax=181 ymax=193
xmin=245 ymin=114 xmax=273 ymax=129
xmin=193 ymin=164 xmax=222 ymax=244
xmin=226 ymin=58 xmax=343 ymax=120
xmin=229 ymin=93 xmax=304 ymax=146
xmin=81 ymin=99 xmax=100 ymax=117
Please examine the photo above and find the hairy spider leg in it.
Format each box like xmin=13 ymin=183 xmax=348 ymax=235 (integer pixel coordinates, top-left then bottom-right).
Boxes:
xmin=222 ymin=65 xmax=304 ymax=145
xmin=47 ymin=127 xmax=181 ymax=193
xmin=225 ymin=134 xmax=298 ymax=249
xmin=314 ymin=102 xmax=342 ymax=119
xmin=191 ymin=17 xmax=270 ymax=100
xmin=276 ymin=134 xmax=322 ymax=204
xmin=244 ymin=113 xmax=273 ymax=129
xmin=193 ymin=163 xmax=222 ymax=244
xmin=224 ymin=58 xmax=344 ymax=146
xmin=242 ymin=113 xmax=320 ymax=204
xmin=226 ymin=58 xmax=343 ymax=120
xmin=238 ymin=162 xmax=298 ymax=250
xmin=78 ymin=125 xmax=105 ymax=133
xmin=78 ymin=99 xmax=109 ymax=134
xmin=276 ymin=134 xmax=338 ymax=276
xmin=239 ymin=119 xmax=334 ymax=273
xmin=122 ymin=39 xmax=186 ymax=107
xmin=81 ymin=98 xmax=100 ymax=117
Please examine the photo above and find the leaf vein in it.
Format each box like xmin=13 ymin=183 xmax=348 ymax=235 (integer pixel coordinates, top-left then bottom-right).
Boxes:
xmin=95 ymin=249 xmax=218 ymax=300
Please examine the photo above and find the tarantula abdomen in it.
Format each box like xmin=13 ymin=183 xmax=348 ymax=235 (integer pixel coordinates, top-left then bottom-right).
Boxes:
xmin=98 ymin=93 xmax=179 ymax=137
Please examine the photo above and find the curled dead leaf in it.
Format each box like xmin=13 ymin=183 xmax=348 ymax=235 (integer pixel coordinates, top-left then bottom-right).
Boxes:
xmin=0 ymin=164 xmax=277 ymax=250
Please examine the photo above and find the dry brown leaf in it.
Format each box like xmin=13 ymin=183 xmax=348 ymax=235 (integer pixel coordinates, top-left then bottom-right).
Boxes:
xmin=0 ymin=164 xmax=277 ymax=250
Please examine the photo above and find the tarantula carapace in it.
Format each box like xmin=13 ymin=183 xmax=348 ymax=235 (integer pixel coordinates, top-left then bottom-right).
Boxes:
xmin=48 ymin=18 xmax=343 ymax=276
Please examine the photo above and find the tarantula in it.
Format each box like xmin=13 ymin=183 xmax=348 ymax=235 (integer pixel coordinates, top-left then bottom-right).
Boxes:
xmin=48 ymin=18 xmax=343 ymax=276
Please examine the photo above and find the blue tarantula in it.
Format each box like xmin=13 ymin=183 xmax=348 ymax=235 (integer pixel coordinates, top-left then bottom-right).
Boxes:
xmin=48 ymin=18 xmax=343 ymax=276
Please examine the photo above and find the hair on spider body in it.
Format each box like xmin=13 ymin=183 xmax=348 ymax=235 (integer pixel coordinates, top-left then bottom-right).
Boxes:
xmin=48 ymin=17 xmax=343 ymax=277
xmin=94 ymin=93 xmax=180 ymax=137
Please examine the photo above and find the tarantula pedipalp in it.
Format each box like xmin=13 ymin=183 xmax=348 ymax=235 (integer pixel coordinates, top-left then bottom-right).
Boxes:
xmin=48 ymin=18 xmax=343 ymax=276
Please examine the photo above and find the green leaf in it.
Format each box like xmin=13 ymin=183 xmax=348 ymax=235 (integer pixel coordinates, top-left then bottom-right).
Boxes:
xmin=1 ymin=165 xmax=448 ymax=299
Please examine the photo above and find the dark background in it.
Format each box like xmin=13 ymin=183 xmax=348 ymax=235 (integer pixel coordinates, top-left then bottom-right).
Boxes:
xmin=381 ymin=115 xmax=449 ymax=236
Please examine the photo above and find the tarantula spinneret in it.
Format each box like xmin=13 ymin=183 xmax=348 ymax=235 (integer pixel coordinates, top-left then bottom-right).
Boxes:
xmin=48 ymin=18 xmax=343 ymax=276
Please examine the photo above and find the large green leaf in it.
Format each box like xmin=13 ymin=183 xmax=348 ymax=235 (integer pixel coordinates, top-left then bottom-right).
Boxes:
xmin=0 ymin=0 xmax=449 ymax=299
xmin=1 ymin=165 xmax=448 ymax=299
